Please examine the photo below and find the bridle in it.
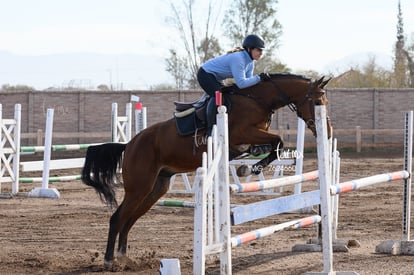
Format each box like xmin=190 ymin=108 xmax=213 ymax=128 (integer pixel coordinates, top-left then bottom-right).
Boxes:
xmin=268 ymin=78 xmax=326 ymax=133
xmin=288 ymin=81 xmax=318 ymax=131
xmin=230 ymin=77 xmax=327 ymax=134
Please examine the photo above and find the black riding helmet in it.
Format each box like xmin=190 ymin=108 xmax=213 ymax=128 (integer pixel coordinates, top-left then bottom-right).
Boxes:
xmin=242 ymin=34 xmax=265 ymax=49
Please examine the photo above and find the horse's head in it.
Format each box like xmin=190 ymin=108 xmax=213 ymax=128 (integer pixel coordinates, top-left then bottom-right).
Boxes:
xmin=231 ymin=73 xmax=332 ymax=139
xmin=288 ymin=76 xmax=332 ymax=138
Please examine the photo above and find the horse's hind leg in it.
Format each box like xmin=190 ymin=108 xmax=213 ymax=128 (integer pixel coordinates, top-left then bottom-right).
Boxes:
xmin=104 ymin=203 xmax=125 ymax=266
xmin=104 ymin=172 xmax=160 ymax=265
xmin=117 ymin=173 xmax=171 ymax=258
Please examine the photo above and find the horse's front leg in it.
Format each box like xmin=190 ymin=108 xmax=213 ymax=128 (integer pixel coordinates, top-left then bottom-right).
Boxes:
xmin=234 ymin=129 xmax=283 ymax=177
xmin=236 ymin=146 xmax=282 ymax=177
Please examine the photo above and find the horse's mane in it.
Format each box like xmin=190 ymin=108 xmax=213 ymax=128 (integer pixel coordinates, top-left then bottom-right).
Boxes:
xmin=268 ymin=73 xmax=311 ymax=82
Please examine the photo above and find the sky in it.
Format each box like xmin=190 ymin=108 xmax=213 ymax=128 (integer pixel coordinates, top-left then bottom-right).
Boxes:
xmin=1 ymin=0 xmax=414 ymax=90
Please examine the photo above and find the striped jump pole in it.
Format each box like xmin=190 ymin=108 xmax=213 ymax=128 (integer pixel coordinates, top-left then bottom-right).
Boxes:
xmin=20 ymin=143 xmax=100 ymax=153
xmin=156 ymin=199 xmax=239 ymax=209
xmin=229 ymin=170 xmax=318 ymax=193
xmin=157 ymin=200 xmax=196 ymax=208
xmin=231 ymin=215 xmax=321 ymax=247
xmin=20 ymin=175 xmax=81 ymax=183
xmin=330 ymin=170 xmax=410 ymax=195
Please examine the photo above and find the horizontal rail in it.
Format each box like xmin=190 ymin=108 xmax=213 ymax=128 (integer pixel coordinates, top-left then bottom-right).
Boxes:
xmin=230 ymin=170 xmax=318 ymax=193
xmin=330 ymin=170 xmax=410 ymax=195
xmin=231 ymin=190 xmax=320 ymax=225
xmin=156 ymin=200 xmax=195 ymax=208
xmin=20 ymin=143 xmax=100 ymax=153
xmin=20 ymin=175 xmax=81 ymax=183
xmin=231 ymin=215 xmax=321 ymax=247
xmin=20 ymin=158 xmax=85 ymax=172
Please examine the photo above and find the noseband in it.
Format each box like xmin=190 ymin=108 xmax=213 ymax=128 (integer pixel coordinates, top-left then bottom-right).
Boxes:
xmin=290 ymin=82 xmax=317 ymax=129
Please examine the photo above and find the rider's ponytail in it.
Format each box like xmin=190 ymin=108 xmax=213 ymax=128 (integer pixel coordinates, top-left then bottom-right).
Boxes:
xmin=226 ymin=47 xmax=244 ymax=54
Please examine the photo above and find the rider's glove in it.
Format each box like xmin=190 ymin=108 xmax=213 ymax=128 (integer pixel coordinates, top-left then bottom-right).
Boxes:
xmin=259 ymin=72 xmax=271 ymax=81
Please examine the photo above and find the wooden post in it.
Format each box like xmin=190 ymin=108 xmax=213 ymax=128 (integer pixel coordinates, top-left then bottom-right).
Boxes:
xmin=36 ymin=129 xmax=43 ymax=146
xmin=355 ymin=126 xmax=361 ymax=153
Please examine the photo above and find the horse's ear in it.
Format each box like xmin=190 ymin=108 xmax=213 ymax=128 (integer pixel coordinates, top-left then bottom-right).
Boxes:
xmin=312 ymin=76 xmax=324 ymax=88
xmin=320 ymin=77 xmax=331 ymax=89
xmin=315 ymin=76 xmax=325 ymax=86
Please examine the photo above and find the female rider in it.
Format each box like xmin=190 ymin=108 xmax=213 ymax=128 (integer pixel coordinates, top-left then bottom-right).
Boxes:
xmin=197 ymin=34 xmax=270 ymax=136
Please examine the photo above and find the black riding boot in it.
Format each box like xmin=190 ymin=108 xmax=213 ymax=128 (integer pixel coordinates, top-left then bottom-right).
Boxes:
xmin=205 ymin=97 xmax=217 ymax=137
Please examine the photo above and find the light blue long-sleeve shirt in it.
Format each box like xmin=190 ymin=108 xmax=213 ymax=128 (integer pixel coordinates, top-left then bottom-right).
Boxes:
xmin=201 ymin=50 xmax=261 ymax=89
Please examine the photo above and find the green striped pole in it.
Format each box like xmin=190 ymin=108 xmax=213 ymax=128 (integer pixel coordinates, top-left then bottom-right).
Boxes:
xmin=156 ymin=200 xmax=195 ymax=208
xmin=20 ymin=143 xmax=101 ymax=153
xmin=20 ymin=174 xmax=82 ymax=183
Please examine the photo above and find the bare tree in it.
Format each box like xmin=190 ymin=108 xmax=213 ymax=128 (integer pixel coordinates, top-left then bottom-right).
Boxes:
xmin=165 ymin=0 xmax=224 ymax=89
xmin=165 ymin=49 xmax=189 ymax=90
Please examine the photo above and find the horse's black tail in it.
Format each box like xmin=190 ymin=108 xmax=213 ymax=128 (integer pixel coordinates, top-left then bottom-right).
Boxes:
xmin=81 ymin=143 xmax=126 ymax=208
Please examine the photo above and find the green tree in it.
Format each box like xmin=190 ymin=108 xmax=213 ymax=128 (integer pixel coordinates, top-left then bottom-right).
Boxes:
xmin=404 ymin=33 xmax=414 ymax=87
xmin=360 ymin=56 xmax=392 ymax=87
xmin=150 ymin=83 xmax=176 ymax=91
xmin=222 ymin=0 xmax=287 ymax=73
xmin=393 ymin=0 xmax=408 ymax=87
xmin=97 ymin=84 xmax=110 ymax=91
xmin=329 ymin=56 xmax=392 ymax=88
xmin=197 ymin=36 xmax=222 ymax=65
xmin=1 ymin=84 xmax=34 ymax=91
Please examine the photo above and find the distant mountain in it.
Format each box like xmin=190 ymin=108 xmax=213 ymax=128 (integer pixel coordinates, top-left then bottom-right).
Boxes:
xmin=1 ymin=50 xmax=395 ymax=90
xmin=322 ymin=52 xmax=393 ymax=75
xmin=0 ymin=51 xmax=173 ymax=90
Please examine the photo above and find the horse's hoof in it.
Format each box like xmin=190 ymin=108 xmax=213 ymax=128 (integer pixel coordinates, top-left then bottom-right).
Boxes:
xmin=117 ymin=251 xmax=126 ymax=258
xmin=237 ymin=165 xmax=251 ymax=177
xmin=104 ymin=259 xmax=113 ymax=268
xmin=249 ymin=144 xmax=272 ymax=156
xmin=249 ymin=146 xmax=263 ymax=156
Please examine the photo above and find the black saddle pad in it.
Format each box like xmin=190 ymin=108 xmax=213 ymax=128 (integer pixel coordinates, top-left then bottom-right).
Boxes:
xmin=175 ymin=111 xmax=205 ymax=136
xmin=174 ymin=93 xmax=232 ymax=136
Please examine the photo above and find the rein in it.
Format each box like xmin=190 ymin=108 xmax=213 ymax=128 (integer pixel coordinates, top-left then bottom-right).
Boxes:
xmin=267 ymin=77 xmax=321 ymax=132
xmin=231 ymin=90 xmax=275 ymax=114
xmin=229 ymin=77 xmax=322 ymax=131
xmin=230 ymin=78 xmax=292 ymax=115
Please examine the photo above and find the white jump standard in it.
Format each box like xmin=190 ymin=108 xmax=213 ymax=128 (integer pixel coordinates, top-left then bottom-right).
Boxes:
xmin=192 ymin=105 xmax=341 ymax=275
xmin=375 ymin=110 xmax=414 ymax=255
xmin=28 ymin=109 xmax=60 ymax=199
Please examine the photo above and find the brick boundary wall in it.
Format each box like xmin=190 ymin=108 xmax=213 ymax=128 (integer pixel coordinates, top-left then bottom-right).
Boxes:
xmin=0 ymin=88 xmax=413 ymax=146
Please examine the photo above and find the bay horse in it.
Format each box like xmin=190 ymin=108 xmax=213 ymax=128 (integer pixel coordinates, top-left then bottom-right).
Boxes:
xmin=81 ymin=74 xmax=331 ymax=266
